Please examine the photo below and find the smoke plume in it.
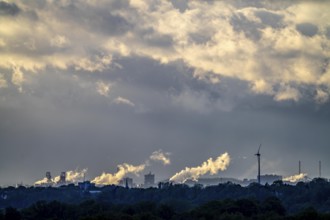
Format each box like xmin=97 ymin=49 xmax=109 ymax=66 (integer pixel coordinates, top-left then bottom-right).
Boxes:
xmin=169 ymin=152 xmax=231 ymax=183
xmin=34 ymin=178 xmax=51 ymax=185
xmin=34 ymin=169 xmax=87 ymax=185
xmin=150 ymin=149 xmax=171 ymax=165
xmin=283 ymin=173 xmax=307 ymax=183
xmin=53 ymin=169 xmax=87 ymax=183
xmin=91 ymin=163 xmax=146 ymax=185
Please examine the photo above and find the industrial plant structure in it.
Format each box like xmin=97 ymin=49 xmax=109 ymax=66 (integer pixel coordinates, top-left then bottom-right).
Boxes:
xmin=144 ymin=172 xmax=155 ymax=188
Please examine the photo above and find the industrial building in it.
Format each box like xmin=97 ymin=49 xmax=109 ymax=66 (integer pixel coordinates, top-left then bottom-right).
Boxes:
xmin=119 ymin=177 xmax=133 ymax=188
xmin=144 ymin=172 xmax=155 ymax=188
xmin=57 ymin=172 xmax=66 ymax=185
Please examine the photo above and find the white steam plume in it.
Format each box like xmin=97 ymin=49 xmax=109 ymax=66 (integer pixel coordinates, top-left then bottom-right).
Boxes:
xmin=150 ymin=149 xmax=171 ymax=165
xmin=91 ymin=163 xmax=145 ymax=185
xmin=34 ymin=169 xmax=87 ymax=185
xmin=34 ymin=178 xmax=52 ymax=185
xmin=53 ymin=169 xmax=87 ymax=183
xmin=170 ymin=152 xmax=231 ymax=183
xmin=283 ymin=173 xmax=307 ymax=183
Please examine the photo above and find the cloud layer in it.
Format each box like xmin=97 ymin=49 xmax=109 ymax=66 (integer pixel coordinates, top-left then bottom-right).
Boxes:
xmin=0 ymin=0 xmax=329 ymax=102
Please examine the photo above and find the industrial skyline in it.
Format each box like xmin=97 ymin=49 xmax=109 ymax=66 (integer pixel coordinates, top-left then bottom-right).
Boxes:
xmin=0 ymin=0 xmax=330 ymax=186
xmin=27 ymin=148 xmax=324 ymax=188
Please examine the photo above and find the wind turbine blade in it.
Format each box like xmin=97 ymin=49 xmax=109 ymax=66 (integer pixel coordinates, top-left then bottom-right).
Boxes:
xmin=258 ymin=144 xmax=261 ymax=154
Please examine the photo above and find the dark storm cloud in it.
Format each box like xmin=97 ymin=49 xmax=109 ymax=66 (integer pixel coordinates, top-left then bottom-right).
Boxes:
xmin=296 ymin=23 xmax=319 ymax=37
xmin=0 ymin=1 xmax=20 ymax=16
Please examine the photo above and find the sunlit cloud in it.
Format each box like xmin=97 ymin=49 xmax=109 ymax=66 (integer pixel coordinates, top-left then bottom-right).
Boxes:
xmin=315 ymin=89 xmax=329 ymax=104
xmin=0 ymin=73 xmax=7 ymax=88
xmin=0 ymin=0 xmax=327 ymax=103
xmin=96 ymin=81 xmax=112 ymax=97
xmin=114 ymin=96 xmax=135 ymax=107
xmin=150 ymin=149 xmax=171 ymax=165
xmin=11 ymin=66 xmax=24 ymax=92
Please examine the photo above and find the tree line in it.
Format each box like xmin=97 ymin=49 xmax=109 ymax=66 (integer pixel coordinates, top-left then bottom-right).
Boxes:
xmin=1 ymin=178 xmax=330 ymax=219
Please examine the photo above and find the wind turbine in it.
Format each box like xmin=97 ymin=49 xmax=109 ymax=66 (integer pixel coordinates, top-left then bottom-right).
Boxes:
xmin=255 ymin=144 xmax=261 ymax=184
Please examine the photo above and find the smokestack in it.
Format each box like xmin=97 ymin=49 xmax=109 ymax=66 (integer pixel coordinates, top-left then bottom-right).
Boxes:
xmin=255 ymin=145 xmax=261 ymax=184
xmin=319 ymin=161 xmax=321 ymax=178
xmin=46 ymin=172 xmax=52 ymax=182
xmin=299 ymin=160 xmax=301 ymax=175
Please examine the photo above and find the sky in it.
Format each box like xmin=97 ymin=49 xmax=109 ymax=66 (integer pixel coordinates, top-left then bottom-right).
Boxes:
xmin=0 ymin=0 xmax=330 ymax=186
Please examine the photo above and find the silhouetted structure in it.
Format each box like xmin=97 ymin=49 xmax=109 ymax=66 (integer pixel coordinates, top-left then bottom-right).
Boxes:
xmin=78 ymin=181 xmax=95 ymax=191
xmin=119 ymin=177 xmax=133 ymax=188
xmin=255 ymin=144 xmax=261 ymax=184
xmin=144 ymin=172 xmax=155 ymax=188
xmin=57 ymin=172 xmax=66 ymax=184
xmin=319 ymin=161 xmax=322 ymax=177
xmin=46 ymin=172 xmax=52 ymax=182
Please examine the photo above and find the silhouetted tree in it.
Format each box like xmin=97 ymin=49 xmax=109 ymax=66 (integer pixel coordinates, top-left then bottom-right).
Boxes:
xmin=4 ymin=207 xmax=21 ymax=220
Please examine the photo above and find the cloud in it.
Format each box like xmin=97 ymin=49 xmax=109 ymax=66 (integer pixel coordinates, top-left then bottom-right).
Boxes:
xmin=150 ymin=149 xmax=171 ymax=165
xmin=0 ymin=0 xmax=328 ymax=103
xmin=0 ymin=73 xmax=7 ymax=88
xmin=170 ymin=152 xmax=231 ymax=183
xmin=74 ymin=55 xmax=112 ymax=72
xmin=251 ymin=79 xmax=274 ymax=95
xmin=114 ymin=96 xmax=135 ymax=107
xmin=296 ymin=23 xmax=318 ymax=37
xmin=315 ymin=89 xmax=329 ymax=104
xmin=50 ymin=35 xmax=70 ymax=48
xmin=172 ymin=87 xmax=233 ymax=113
xmin=96 ymin=81 xmax=112 ymax=97
xmin=11 ymin=66 xmax=24 ymax=92
xmin=0 ymin=1 xmax=20 ymax=16
xmin=274 ymin=85 xmax=301 ymax=102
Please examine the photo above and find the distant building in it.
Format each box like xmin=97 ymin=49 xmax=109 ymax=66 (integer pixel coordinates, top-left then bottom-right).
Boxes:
xmin=184 ymin=177 xmax=243 ymax=187
xmin=46 ymin=172 xmax=52 ymax=182
xmin=144 ymin=172 xmax=155 ymax=188
xmin=57 ymin=172 xmax=66 ymax=185
xmin=78 ymin=181 xmax=95 ymax=191
xmin=119 ymin=177 xmax=133 ymax=188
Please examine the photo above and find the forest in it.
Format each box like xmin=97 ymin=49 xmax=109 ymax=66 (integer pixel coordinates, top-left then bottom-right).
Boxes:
xmin=1 ymin=178 xmax=330 ymax=219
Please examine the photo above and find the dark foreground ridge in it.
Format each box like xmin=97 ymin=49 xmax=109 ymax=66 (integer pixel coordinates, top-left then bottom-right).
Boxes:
xmin=1 ymin=178 xmax=330 ymax=219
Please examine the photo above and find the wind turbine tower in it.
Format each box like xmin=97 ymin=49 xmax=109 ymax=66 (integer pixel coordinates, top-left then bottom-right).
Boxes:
xmin=255 ymin=144 xmax=261 ymax=184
